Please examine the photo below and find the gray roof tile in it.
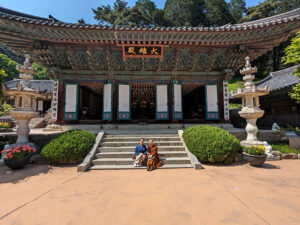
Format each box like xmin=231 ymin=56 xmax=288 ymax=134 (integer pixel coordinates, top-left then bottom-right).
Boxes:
xmin=0 ymin=6 xmax=299 ymax=31
xmin=5 ymin=79 xmax=53 ymax=92
xmin=256 ymin=65 xmax=299 ymax=92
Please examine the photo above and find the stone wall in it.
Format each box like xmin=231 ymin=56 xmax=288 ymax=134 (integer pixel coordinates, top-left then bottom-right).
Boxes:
xmin=230 ymin=130 xmax=287 ymax=142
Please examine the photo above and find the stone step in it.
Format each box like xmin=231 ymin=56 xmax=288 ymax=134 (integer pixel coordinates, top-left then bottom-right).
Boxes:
xmin=98 ymin=146 xmax=186 ymax=152
xmin=89 ymin=164 xmax=193 ymax=170
xmin=92 ymin=157 xmax=191 ymax=166
xmin=104 ymin=133 xmax=179 ymax=138
xmin=95 ymin=151 xmax=188 ymax=159
xmin=102 ymin=137 xmax=181 ymax=142
xmin=100 ymin=141 xmax=183 ymax=147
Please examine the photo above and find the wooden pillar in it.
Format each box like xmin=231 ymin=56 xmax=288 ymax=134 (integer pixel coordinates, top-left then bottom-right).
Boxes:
xmin=219 ymin=80 xmax=224 ymax=122
xmin=112 ymin=80 xmax=118 ymax=123
xmin=169 ymin=83 xmax=173 ymax=123
xmin=57 ymin=79 xmax=65 ymax=125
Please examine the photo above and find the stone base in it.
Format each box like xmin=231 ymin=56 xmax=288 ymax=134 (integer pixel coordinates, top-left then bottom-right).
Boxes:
xmin=282 ymin=153 xmax=298 ymax=159
xmin=266 ymin=155 xmax=281 ymax=161
xmin=43 ymin=124 xmax=62 ymax=131
xmin=240 ymin=140 xmax=265 ymax=147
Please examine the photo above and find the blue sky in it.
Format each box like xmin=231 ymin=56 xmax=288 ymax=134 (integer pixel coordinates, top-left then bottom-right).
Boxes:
xmin=0 ymin=0 xmax=261 ymax=24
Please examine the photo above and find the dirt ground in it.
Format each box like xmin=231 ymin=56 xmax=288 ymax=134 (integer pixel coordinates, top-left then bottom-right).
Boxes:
xmin=0 ymin=160 xmax=299 ymax=225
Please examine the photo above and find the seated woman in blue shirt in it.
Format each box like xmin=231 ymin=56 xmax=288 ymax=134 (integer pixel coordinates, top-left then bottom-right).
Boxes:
xmin=133 ymin=138 xmax=147 ymax=167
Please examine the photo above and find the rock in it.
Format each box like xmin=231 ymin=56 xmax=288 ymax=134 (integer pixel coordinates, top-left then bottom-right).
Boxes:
xmin=284 ymin=131 xmax=300 ymax=149
xmin=28 ymin=154 xmax=45 ymax=164
xmin=272 ymin=151 xmax=281 ymax=157
xmin=281 ymin=153 xmax=297 ymax=159
xmin=235 ymin=153 xmax=243 ymax=162
xmin=266 ymin=155 xmax=281 ymax=161
xmin=262 ymin=141 xmax=273 ymax=156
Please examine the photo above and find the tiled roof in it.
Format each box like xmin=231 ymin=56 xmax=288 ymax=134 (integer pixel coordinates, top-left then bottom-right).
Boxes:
xmin=0 ymin=6 xmax=299 ymax=32
xmin=5 ymin=79 xmax=53 ymax=92
xmin=256 ymin=65 xmax=299 ymax=92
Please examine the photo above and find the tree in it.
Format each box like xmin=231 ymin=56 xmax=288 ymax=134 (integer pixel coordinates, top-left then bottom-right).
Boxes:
xmin=228 ymin=0 xmax=246 ymax=23
xmin=277 ymin=0 xmax=300 ymax=14
xmin=92 ymin=0 xmax=165 ymax=27
xmin=205 ymin=0 xmax=233 ymax=26
xmin=32 ymin=63 xmax=50 ymax=80
xmin=0 ymin=69 xmax=7 ymax=98
xmin=244 ymin=0 xmax=280 ymax=21
xmin=0 ymin=53 xmax=19 ymax=81
xmin=93 ymin=0 xmax=130 ymax=25
xmin=164 ymin=0 xmax=206 ymax=27
xmin=0 ymin=43 xmax=24 ymax=64
xmin=282 ymin=31 xmax=300 ymax=103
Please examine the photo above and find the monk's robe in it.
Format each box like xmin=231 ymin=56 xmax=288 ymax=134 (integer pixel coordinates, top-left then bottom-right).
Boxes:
xmin=147 ymin=145 xmax=162 ymax=169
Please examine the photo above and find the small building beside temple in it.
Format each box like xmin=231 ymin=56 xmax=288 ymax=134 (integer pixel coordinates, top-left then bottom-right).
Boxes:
xmin=2 ymin=79 xmax=53 ymax=114
xmin=0 ymin=7 xmax=299 ymax=125
xmin=256 ymin=65 xmax=300 ymax=128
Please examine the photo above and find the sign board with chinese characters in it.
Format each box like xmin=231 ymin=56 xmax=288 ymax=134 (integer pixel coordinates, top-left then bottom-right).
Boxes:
xmin=223 ymin=80 xmax=230 ymax=120
xmin=122 ymin=45 xmax=164 ymax=60
xmin=51 ymin=80 xmax=59 ymax=120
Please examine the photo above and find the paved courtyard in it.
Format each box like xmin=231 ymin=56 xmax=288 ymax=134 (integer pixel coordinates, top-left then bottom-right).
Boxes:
xmin=0 ymin=160 xmax=299 ymax=225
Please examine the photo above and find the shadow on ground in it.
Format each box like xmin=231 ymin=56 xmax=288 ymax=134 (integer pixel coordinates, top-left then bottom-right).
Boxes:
xmin=0 ymin=164 xmax=52 ymax=184
xmin=202 ymin=160 xmax=248 ymax=168
xmin=259 ymin=163 xmax=281 ymax=169
xmin=202 ymin=161 xmax=281 ymax=169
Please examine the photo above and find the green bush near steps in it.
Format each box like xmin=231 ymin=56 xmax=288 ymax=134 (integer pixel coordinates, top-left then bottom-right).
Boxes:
xmin=41 ymin=130 xmax=96 ymax=164
xmin=183 ymin=125 xmax=241 ymax=164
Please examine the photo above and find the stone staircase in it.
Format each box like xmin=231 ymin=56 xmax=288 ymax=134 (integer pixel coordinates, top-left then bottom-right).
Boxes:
xmin=89 ymin=134 xmax=193 ymax=170
xmin=29 ymin=117 xmax=47 ymax=128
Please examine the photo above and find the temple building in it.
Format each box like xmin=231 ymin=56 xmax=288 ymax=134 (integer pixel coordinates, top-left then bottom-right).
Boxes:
xmin=0 ymin=7 xmax=299 ymax=125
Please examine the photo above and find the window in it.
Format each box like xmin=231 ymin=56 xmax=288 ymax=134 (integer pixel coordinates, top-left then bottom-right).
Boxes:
xmin=19 ymin=97 xmax=22 ymax=107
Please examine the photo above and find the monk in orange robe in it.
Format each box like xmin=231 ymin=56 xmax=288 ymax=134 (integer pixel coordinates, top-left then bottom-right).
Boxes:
xmin=147 ymin=140 xmax=162 ymax=171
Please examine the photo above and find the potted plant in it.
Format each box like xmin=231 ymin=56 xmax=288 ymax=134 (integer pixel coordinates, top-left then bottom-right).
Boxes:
xmin=0 ymin=122 xmax=12 ymax=132
xmin=243 ymin=145 xmax=267 ymax=167
xmin=1 ymin=145 xmax=36 ymax=170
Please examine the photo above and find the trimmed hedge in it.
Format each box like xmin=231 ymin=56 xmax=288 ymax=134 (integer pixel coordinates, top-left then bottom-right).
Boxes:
xmin=183 ymin=125 xmax=241 ymax=164
xmin=41 ymin=130 xmax=96 ymax=164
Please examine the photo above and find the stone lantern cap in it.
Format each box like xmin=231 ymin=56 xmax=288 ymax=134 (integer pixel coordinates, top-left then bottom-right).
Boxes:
xmin=240 ymin=56 xmax=257 ymax=75
xmin=231 ymin=56 xmax=269 ymax=98
xmin=16 ymin=54 xmax=36 ymax=80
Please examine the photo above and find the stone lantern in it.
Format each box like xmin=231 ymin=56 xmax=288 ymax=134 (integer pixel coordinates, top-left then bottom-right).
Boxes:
xmin=231 ymin=57 xmax=270 ymax=146
xmin=10 ymin=54 xmax=39 ymax=144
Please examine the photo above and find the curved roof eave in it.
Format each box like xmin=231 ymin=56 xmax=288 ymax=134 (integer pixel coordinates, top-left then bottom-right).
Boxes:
xmin=0 ymin=6 xmax=299 ymax=32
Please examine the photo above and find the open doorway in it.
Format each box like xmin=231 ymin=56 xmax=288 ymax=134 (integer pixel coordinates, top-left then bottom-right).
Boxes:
xmin=78 ymin=83 xmax=103 ymax=121
xmin=131 ymin=83 xmax=155 ymax=121
xmin=182 ymin=85 xmax=205 ymax=120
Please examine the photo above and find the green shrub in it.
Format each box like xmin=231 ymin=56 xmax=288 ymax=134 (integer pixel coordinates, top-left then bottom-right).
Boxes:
xmin=183 ymin=125 xmax=241 ymax=164
xmin=41 ymin=130 xmax=96 ymax=164
xmin=0 ymin=103 xmax=13 ymax=117
xmin=270 ymin=141 xmax=300 ymax=154
xmin=243 ymin=145 xmax=266 ymax=156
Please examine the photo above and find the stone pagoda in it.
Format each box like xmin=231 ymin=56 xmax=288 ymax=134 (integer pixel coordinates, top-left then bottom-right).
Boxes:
xmin=10 ymin=54 xmax=39 ymax=144
xmin=232 ymin=57 xmax=270 ymax=146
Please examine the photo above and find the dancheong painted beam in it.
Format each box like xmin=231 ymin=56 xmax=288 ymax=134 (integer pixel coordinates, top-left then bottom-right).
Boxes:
xmin=0 ymin=7 xmax=299 ymax=124
xmin=0 ymin=7 xmax=299 ymax=78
